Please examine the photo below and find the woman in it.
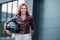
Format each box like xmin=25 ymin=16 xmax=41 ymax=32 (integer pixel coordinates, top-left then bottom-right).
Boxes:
xmin=4 ymin=3 xmax=35 ymax=40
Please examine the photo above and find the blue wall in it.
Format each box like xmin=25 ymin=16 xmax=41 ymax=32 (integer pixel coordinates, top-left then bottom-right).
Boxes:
xmin=41 ymin=0 xmax=60 ymax=40
xmin=33 ymin=0 xmax=60 ymax=40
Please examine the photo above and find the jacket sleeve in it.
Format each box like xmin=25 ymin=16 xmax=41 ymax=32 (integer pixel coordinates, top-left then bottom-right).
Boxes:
xmin=30 ymin=16 xmax=35 ymax=34
xmin=4 ymin=16 xmax=16 ymax=30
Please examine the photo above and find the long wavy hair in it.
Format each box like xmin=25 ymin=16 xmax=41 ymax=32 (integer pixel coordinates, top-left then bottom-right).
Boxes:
xmin=16 ymin=3 xmax=30 ymax=16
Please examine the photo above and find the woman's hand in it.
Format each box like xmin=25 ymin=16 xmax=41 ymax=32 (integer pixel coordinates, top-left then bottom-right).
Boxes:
xmin=5 ymin=30 xmax=12 ymax=35
xmin=29 ymin=32 xmax=34 ymax=37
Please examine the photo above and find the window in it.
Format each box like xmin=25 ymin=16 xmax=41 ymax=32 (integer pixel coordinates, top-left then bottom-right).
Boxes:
xmin=12 ymin=1 xmax=17 ymax=17
xmin=1 ymin=1 xmax=18 ymax=21
xmin=7 ymin=2 xmax=12 ymax=20
xmin=1 ymin=3 xmax=7 ymax=22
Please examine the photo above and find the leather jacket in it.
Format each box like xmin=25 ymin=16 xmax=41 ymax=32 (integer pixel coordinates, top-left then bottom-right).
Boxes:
xmin=4 ymin=15 xmax=35 ymax=34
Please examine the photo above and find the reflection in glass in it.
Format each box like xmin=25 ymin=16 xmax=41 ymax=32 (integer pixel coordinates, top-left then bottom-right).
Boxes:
xmin=1 ymin=3 xmax=7 ymax=22
xmin=7 ymin=2 xmax=12 ymax=20
xmin=12 ymin=1 xmax=17 ymax=17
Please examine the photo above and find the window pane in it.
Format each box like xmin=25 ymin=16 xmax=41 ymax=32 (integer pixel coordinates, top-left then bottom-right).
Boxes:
xmin=7 ymin=2 xmax=12 ymax=20
xmin=12 ymin=1 xmax=17 ymax=17
xmin=1 ymin=3 xmax=7 ymax=22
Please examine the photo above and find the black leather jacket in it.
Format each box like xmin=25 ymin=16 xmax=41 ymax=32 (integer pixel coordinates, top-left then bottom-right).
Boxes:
xmin=4 ymin=15 xmax=35 ymax=34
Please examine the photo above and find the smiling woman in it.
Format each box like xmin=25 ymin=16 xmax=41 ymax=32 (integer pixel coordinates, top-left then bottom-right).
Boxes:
xmin=0 ymin=0 xmax=34 ymax=39
xmin=4 ymin=3 xmax=35 ymax=40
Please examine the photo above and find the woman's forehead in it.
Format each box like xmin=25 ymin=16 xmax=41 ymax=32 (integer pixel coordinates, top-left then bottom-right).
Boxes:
xmin=21 ymin=6 xmax=27 ymax=8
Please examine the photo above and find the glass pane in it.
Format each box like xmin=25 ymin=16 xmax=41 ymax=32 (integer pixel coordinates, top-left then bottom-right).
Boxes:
xmin=1 ymin=3 xmax=7 ymax=22
xmin=7 ymin=2 xmax=12 ymax=20
xmin=12 ymin=1 xmax=17 ymax=17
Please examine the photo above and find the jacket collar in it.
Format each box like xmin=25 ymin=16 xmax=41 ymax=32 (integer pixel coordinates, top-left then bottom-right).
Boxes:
xmin=16 ymin=15 xmax=31 ymax=21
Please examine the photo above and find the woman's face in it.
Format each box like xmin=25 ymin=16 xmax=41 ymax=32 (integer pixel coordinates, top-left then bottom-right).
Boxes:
xmin=21 ymin=5 xmax=27 ymax=14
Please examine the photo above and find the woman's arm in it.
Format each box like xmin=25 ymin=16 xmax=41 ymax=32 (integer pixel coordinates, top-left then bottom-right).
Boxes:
xmin=30 ymin=16 xmax=35 ymax=35
xmin=4 ymin=16 xmax=16 ymax=35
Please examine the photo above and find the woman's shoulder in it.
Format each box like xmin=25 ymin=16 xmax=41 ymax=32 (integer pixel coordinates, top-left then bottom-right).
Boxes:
xmin=14 ymin=15 xmax=20 ymax=18
xmin=28 ymin=15 xmax=33 ymax=18
xmin=27 ymin=15 xmax=31 ymax=18
xmin=12 ymin=15 xmax=17 ymax=18
xmin=11 ymin=15 xmax=18 ymax=20
xmin=27 ymin=15 xmax=33 ymax=20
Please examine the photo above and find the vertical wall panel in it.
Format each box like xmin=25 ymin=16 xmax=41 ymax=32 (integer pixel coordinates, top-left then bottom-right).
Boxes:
xmin=42 ymin=0 xmax=60 ymax=40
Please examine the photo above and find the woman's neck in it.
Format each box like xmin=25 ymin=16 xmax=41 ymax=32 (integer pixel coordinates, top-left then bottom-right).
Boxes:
xmin=21 ymin=14 xmax=26 ymax=20
xmin=21 ymin=14 xmax=26 ymax=17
